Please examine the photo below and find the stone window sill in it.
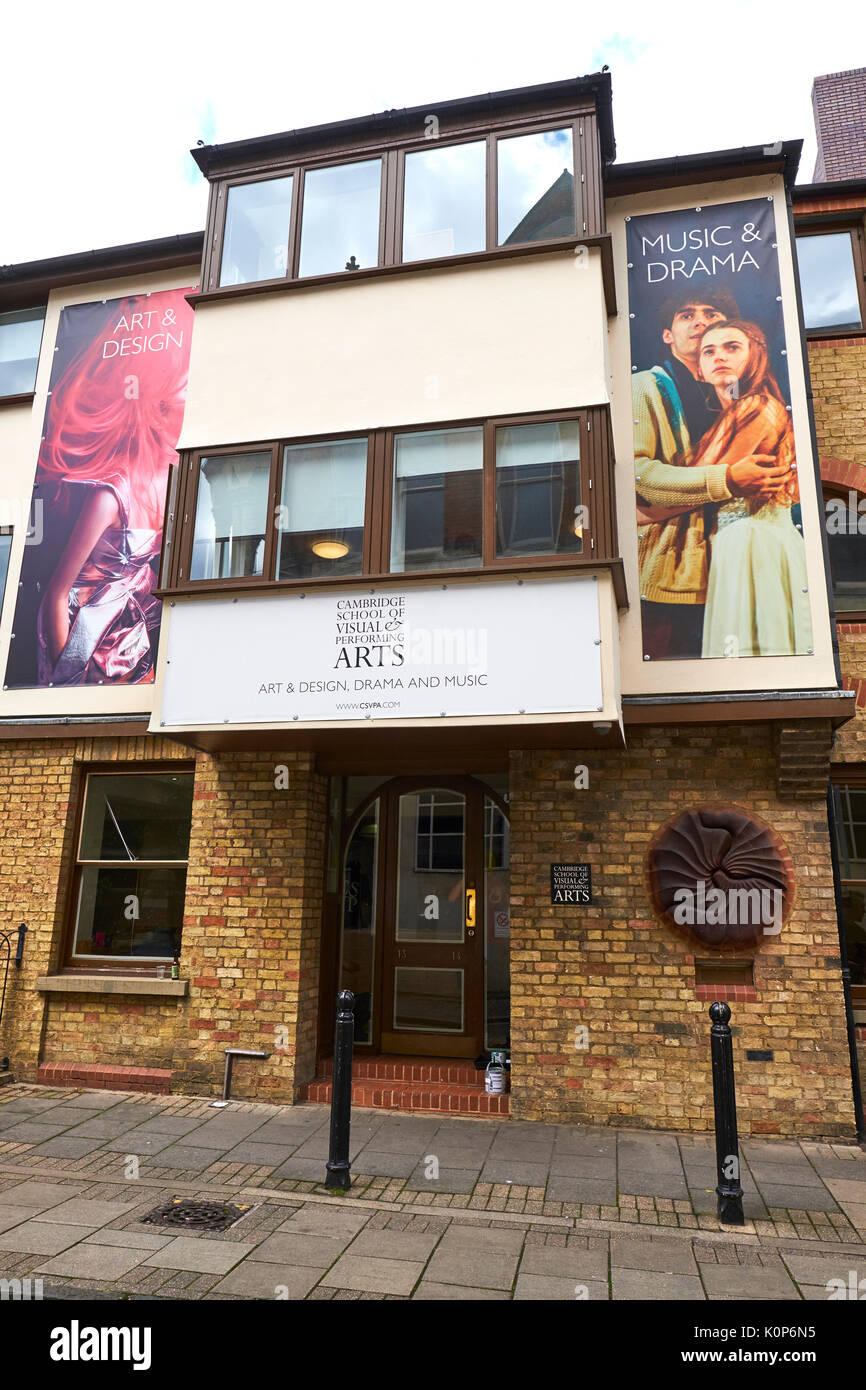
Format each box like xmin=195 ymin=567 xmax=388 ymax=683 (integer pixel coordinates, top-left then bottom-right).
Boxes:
xmin=36 ymin=975 xmax=188 ymax=997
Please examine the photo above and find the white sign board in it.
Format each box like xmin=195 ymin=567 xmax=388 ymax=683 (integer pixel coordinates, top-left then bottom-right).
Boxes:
xmin=158 ymin=575 xmax=603 ymax=727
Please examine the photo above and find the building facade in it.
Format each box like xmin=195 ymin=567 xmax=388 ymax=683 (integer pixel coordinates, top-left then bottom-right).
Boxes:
xmin=0 ymin=73 xmax=862 ymax=1138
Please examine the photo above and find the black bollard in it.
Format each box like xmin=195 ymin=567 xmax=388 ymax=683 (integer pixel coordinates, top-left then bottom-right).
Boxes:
xmin=709 ymin=1001 xmax=745 ymax=1225
xmin=325 ymin=989 xmax=355 ymax=1192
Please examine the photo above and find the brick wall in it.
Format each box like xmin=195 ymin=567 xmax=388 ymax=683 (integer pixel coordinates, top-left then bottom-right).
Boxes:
xmin=812 ymin=69 xmax=866 ymax=181
xmin=0 ymin=738 xmax=327 ymax=1103
xmin=507 ymin=725 xmax=857 ymax=1139
xmin=809 ymin=339 xmax=866 ymax=470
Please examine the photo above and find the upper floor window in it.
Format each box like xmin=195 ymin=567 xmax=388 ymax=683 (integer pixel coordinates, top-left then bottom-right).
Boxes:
xmin=0 ymin=306 xmax=46 ymax=396
xmin=166 ymin=407 xmax=613 ymax=591
xmin=796 ymin=228 xmax=865 ymax=333
xmin=219 ymin=176 xmax=294 ymax=287
xmin=825 ymin=487 xmax=866 ymax=616
xmin=206 ymin=119 xmax=587 ymax=291
xmin=0 ymin=529 xmax=12 ymax=611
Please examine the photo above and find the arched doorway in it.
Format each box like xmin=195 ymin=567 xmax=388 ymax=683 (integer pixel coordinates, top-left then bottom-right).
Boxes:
xmin=336 ymin=776 xmax=510 ymax=1057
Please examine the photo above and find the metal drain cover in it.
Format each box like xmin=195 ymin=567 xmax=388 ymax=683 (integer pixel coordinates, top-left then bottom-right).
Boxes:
xmin=142 ymin=1198 xmax=253 ymax=1232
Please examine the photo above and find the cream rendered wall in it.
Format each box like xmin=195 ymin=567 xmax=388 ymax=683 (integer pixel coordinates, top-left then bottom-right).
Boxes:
xmin=606 ymin=174 xmax=838 ymax=696
xmin=0 ymin=265 xmax=199 ymax=721
xmin=176 ymin=249 xmax=610 ymax=450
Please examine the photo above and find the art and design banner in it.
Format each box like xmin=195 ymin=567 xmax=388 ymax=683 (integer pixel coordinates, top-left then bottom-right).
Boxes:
xmin=5 ymin=287 xmax=193 ymax=688
xmin=627 ymin=198 xmax=812 ymax=661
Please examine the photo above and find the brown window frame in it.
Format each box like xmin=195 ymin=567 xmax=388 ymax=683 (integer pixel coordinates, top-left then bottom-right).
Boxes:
xmin=203 ymin=109 xmax=599 ymax=295
xmin=796 ymin=220 xmax=866 ymax=340
xmin=823 ymin=482 xmax=866 ymax=623
xmin=829 ymin=769 xmax=866 ymax=1006
xmin=60 ymin=765 xmax=196 ymax=978
xmin=161 ymin=405 xmax=620 ymax=598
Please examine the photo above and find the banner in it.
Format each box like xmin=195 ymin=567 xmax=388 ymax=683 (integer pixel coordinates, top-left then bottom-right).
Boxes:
xmin=5 ymin=287 xmax=193 ymax=688
xmin=627 ymin=198 xmax=812 ymax=661
xmin=157 ymin=576 xmax=604 ymax=727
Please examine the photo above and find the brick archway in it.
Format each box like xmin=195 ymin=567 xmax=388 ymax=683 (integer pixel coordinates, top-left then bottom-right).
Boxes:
xmin=820 ymin=455 xmax=866 ymax=495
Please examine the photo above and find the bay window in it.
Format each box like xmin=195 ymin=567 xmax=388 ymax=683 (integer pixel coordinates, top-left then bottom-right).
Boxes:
xmin=390 ymin=427 xmax=483 ymax=572
xmin=298 ymin=159 xmax=383 ymax=277
xmin=219 ymin=176 xmax=294 ymax=287
xmin=495 ymin=419 xmax=582 ymax=557
xmin=402 ymin=141 xmax=486 ymax=262
xmin=497 ymin=127 xmax=575 ymax=245
xmin=277 ymin=437 xmax=368 ymax=579
xmin=0 ymin=305 xmax=46 ymax=397
xmin=190 ymin=450 xmax=272 ymax=581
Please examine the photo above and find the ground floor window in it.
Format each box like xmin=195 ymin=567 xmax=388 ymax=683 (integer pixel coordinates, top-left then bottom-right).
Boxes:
xmin=831 ymin=782 xmax=866 ymax=1000
xmin=69 ymin=770 xmax=194 ymax=966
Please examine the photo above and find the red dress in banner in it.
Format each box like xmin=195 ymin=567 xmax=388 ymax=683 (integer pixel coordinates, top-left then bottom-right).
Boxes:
xmin=37 ymin=481 xmax=162 ymax=686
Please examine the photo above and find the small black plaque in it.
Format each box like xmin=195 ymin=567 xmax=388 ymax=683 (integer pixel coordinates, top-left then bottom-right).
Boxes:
xmin=745 ymin=1049 xmax=774 ymax=1062
xmin=550 ymin=863 xmax=592 ymax=905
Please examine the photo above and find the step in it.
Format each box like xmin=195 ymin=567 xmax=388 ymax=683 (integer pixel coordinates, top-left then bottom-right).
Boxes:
xmin=37 ymin=1062 xmax=171 ymax=1095
xmin=298 ymin=1076 xmax=509 ymax=1116
xmin=319 ymin=1055 xmax=482 ymax=1086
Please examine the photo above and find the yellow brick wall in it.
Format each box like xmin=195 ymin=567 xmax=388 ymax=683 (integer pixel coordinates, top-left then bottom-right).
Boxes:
xmin=507 ymin=726 xmax=857 ymax=1139
xmin=809 ymin=338 xmax=866 ymax=469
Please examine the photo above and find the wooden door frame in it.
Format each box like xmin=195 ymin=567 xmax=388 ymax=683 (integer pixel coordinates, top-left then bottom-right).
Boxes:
xmin=334 ymin=774 xmax=509 ymax=1056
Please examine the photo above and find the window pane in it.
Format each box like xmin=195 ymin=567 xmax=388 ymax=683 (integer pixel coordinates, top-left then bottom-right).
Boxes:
xmin=391 ymin=427 xmax=482 ymax=573
xmin=498 ymin=128 xmax=575 ymax=245
xmin=827 ymin=529 xmax=866 ymax=611
xmin=495 ymin=420 xmax=582 ymax=557
xmin=402 ymin=141 xmax=486 ymax=261
xmin=839 ymin=884 xmax=866 ymax=987
xmin=833 ymin=786 xmax=866 ymax=879
xmin=394 ymin=967 xmax=463 ymax=1031
xmin=484 ymin=796 xmax=510 ymax=1050
xmin=277 ymin=438 xmax=366 ymax=579
xmin=0 ymin=532 xmax=12 ymax=612
xmin=72 ymin=865 xmax=187 ymax=960
xmin=219 ymin=177 xmax=293 ymax=286
xmin=0 ymin=307 xmax=45 ymax=396
xmin=796 ymin=232 xmax=862 ymax=331
xmin=397 ymin=791 xmax=464 ymax=943
xmin=191 ymin=452 xmax=270 ymax=581
xmin=299 ymin=159 xmax=382 ymax=277
xmin=79 ymin=773 xmax=194 ymax=861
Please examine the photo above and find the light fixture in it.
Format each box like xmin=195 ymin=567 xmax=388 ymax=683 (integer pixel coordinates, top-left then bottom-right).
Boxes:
xmin=311 ymin=538 xmax=350 ymax=560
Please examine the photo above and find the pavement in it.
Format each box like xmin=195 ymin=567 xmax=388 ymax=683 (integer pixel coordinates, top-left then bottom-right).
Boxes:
xmin=1 ymin=1083 xmax=865 ymax=1301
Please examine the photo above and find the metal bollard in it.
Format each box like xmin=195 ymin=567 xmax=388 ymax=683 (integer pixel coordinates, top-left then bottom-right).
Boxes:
xmin=325 ymin=990 xmax=355 ymax=1192
xmin=709 ymin=1001 xmax=745 ymax=1225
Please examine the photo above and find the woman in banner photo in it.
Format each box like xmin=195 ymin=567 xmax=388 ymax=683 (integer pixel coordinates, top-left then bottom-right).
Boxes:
xmin=36 ymin=301 xmax=188 ymax=685
xmin=692 ymin=319 xmax=812 ymax=658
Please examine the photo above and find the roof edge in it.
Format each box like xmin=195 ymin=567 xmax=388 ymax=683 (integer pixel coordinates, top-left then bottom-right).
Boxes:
xmin=0 ymin=232 xmax=204 ymax=301
xmin=604 ymin=140 xmax=802 ymax=195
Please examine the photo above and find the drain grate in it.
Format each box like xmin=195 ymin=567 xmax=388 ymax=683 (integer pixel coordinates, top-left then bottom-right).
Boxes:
xmin=141 ymin=1198 xmax=253 ymax=1232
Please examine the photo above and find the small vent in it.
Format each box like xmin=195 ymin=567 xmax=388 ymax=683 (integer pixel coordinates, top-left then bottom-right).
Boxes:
xmin=695 ymin=960 xmax=754 ymax=988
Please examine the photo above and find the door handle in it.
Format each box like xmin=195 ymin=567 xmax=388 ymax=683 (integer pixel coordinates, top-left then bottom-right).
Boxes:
xmin=465 ymin=888 xmax=476 ymax=930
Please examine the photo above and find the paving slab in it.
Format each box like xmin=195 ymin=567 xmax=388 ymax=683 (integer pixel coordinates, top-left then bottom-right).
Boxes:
xmin=351 ymin=1150 xmax=420 ymax=1179
xmin=480 ymin=1159 xmax=550 ymax=1186
xmin=121 ymin=1115 xmax=207 ymax=1139
xmin=29 ymin=1136 xmax=108 ymax=1159
xmin=100 ymin=1131 xmax=181 ymax=1156
xmin=347 ymin=1228 xmax=441 ymax=1262
xmin=515 ymin=1273 xmax=609 ymax=1300
xmin=1 ymin=1120 xmax=82 ymax=1142
xmin=62 ymin=1115 xmax=150 ymax=1140
xmin=143 ymin=1236 xmax=255 ymax=1275
xmin=277 ymin=1205 xmax=371 ymax=1238
xmin=36 ymin=1243 xmax=152 ymax=1280
xmin=181 ymin=1116 xmax=270 ymax=1148
xmin=548 ymin=1154 xmax=617 ymax=1179
xmin=0 ymin=1221 xmax=96 ymax=1255
xmin=34 ymin=1197 xmax=142 ymax=1227
xmin=519 ymin=1243 xmax=609 ymax=1281
xmin=270 ymin=1157 xmax=330 ymax=1182
xmin=700 ymin=1264 xmax=801 ymax=1300
xmin=824 ymin=1178 xmax=866 ymax=1204
xmin=617 ymin=1170 xmax=690 ymax=1200
xmin=251 ymin=1232 xmax=350 ymax=1267
xmin=781 ymin=1252 xmax=866 ymax=1287
xmin=545 ymin=1176 xmax=618 ymax=1205
xmin=82 ymin=1230 xmax=173 ymax=1251
xmin=612 ymin=1269 xmax=705 ymax=1300
xmin=406 ymin=1165 xmax=479 ymax=1193
xmin=223 ymin=1141 xmax=301 ymax=1167
xmin=424 ymin=1226 xmax=523 ymax=1290
xmin=212 ymin=1261 xmax=322 ymax=1299
xmin=145 ymin=1145 xmax=221 ymax=1171
xmin=0 ymin=1181 xmax=86 ymax=1211
xmin=754 ymin=1184 xmax=840 ymax=1213
xmin=320 ymin=1253 xmax=424 ymax=1296
xmin=50 ymin=1093 xmax=124 ymax=1110
xmin=610 ymin=1237 xmax=698 ymax=1275
xmin=413 ymin=1281 xmax=510 ymax=1300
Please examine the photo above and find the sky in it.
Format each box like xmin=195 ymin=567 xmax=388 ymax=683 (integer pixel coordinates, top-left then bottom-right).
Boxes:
xmin=2 ymin=0 xmax=865 ymax=265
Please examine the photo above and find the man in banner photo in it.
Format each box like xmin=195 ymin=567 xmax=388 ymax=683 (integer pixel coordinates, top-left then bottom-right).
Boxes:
xmin=627 ymin=198 xmax=812 ymax=661
xmin=5 ymin=288 xmax=193 ymax=688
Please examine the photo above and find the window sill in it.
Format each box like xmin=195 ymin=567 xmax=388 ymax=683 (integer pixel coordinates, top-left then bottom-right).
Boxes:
xmin=188 ymin=233 xmax=617 ymax=317
xmin=36 ymin=974 xmax=188 ymax=998
xmin=0 ymin=391 xmax=35 ymax=408
xmin=806 ymin=328 xmax=866 ymax=342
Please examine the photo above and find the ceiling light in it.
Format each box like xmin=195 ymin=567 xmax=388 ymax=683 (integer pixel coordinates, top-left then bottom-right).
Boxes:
xmin=311 ymin=539 xmax=350 ymax=559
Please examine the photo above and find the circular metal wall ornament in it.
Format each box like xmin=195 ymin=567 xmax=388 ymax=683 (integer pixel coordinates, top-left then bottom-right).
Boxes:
xmin=646 ymin=806 xmax=792 ymax=947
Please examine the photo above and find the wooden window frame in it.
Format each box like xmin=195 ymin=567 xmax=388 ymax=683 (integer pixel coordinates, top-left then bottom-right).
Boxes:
xmin=829 ymin=770 xmax=866 ymax=1005
xmin=161 ymin=405 xmax=620 ymax=598
xmin=202 ymin=106 xmax=602 ymax=295
xmin=60 ymin=765 xmax=196 ymax=977
xmin=796 ymin=221 xmax=866 ymax=340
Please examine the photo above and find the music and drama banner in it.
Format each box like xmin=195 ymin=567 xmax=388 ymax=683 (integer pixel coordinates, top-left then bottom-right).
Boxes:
xmin=627 ymin=198 xmax=812 ymax=661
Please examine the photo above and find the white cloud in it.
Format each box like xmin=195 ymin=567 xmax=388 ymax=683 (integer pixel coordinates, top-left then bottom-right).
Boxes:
xmin=1 ymin=0 xmax=862 ymax=263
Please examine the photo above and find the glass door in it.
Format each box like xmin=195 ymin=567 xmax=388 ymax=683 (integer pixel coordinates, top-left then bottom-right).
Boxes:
xmin=380 ymin=782 xmax=485 ymax=1057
